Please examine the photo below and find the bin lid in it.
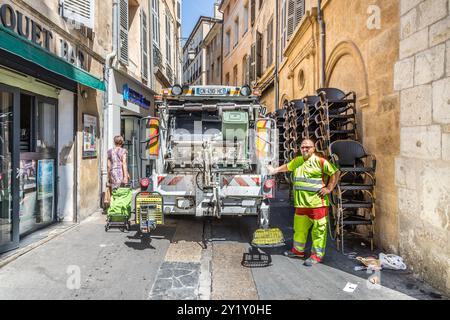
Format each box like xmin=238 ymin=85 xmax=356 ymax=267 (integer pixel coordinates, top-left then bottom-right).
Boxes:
xmin=222 ymin=111 xmax=248 ymax=123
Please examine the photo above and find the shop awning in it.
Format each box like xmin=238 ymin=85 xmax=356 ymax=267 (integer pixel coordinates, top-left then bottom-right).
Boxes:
xmin=0 ymin=25 xmax=105 ymax=91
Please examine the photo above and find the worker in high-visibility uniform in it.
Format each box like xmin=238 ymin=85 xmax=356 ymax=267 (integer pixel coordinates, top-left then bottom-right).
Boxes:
xmin=268 ymin=139 xmax=339 ymax=266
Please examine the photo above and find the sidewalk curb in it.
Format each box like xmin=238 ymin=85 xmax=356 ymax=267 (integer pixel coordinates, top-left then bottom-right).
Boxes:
xmin=0 ymin=223 xmax=80 ymax=270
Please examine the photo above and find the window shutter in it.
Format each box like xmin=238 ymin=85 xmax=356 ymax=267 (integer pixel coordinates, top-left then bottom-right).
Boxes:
xmin=141 ymin=9 xmax=148 ymax=80
xmin=256 ymin=32 xmax=263 ymax=78
xmin=281 ymin=0 xmax=286 ymax=57
xmin=119 ymin=0 xmax=129 ymax=65
xmin=266 ymin=20 xmax=273 ymax=67
xmin=250 ymin=43 xmax=256 ymax=83
xmin=250 ymin=0 xmax=255 ymax=26
xmin=287 ymin=0 xmax=295 ymax=38
xmin=295 ymin=0 xmax=305 ymax=28
xmin=152 ymin=0 xmax=160 ymax=46
xmin=61 ymin=0 xmax=95 ymax=29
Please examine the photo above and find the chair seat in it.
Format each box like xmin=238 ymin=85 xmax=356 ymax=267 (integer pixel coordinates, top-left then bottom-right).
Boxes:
xmin=339 ymin=167 xmax=375 ymax=173
xmin=330 ymin=129 xmax=356 ymax=135
xmin=341 ymin=200 xmax=373 ymax=209
xmin=342 ymin=216 xmax=373 ymax=225
xmin=339 ymin=183 xmax=374 ymax=191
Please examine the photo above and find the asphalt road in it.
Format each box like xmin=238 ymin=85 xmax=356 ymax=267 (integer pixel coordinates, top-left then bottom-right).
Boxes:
xmin=0 ymin=191 xmax=446 ymax=300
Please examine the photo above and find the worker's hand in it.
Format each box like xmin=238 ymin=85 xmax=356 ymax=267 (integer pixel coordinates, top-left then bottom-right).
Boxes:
xmin=318 ymin=187 xmax=331 ymax=197
xmin=266 ymin=165 xmax=276 ymax=175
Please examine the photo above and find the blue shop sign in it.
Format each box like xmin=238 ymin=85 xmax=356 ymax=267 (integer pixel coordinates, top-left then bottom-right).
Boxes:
xmin=123 ymin=84 xmax=151 ymax=109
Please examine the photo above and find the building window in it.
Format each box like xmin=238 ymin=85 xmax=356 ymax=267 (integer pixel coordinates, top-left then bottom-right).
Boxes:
xmin=233 ymin=17 xmax=239 ymax=48
xmin=256 ymin=31 xmax=263 ymax=78
xmin=165 ymin=11 xmax=172 ymax=66
xmin=141 ymin=9 xmax=148 ymax=80
xmin=211 ymin=63 xmax=214 ymax=83
xmin=298 ymin=69 xmax=305 ymax=90
xmin=287 ymin=0 xmax=305 ymax=38
xmin=225 ymin=72 xmax=230 ymax=85
xmin=225 ymin=29 xmax=231 ymax=55
xmin=266 ymin=18 xmax=273 ymax=68
xmin=281 ymin=0 xmax=287 ymax=58
xmin=152 ymin=0 xmax=160 ymax=46
xmin=242 ymin=54 xmax=249 ymax=85
xmin=250 ymin=0 xmax=255 ymax=26
xmin=233 ymin=65 xmax=238 ymax=86
xmin=217 ymin=57 xmax=221 ymax=78
xmin=243 ymin=3 xmax=249 ymax=34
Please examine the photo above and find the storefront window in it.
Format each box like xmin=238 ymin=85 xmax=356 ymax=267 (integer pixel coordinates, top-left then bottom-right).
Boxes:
xmin=19 ymin=95 xmax=56 ymax=235
xmin=0 ymin=91 xmax=13 ymax=246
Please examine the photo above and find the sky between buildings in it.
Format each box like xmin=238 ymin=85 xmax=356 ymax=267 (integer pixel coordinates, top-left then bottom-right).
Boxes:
xmin=182 ymin=0 xmax=218 ymax=40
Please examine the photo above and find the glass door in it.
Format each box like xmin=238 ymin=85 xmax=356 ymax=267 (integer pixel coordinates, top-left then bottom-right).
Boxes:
xmin=19 ymin=96 xmax=57 ymax=236
xmin=0 ymin=85 xmax=19 ymax=253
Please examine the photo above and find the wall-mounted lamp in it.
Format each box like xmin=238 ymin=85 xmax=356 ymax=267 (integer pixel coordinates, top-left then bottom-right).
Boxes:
xmin=81 ymin=90 xmax=88 ymax=99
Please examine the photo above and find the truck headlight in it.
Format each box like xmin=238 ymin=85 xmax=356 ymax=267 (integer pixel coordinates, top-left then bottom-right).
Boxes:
xmin=172 ymin=84 xmax=183 ymax=96
xmin=240 ymin=85 xmax=252 ymax=96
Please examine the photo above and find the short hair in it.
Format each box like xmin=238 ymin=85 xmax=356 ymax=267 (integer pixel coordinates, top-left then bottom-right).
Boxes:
xmin=301 ymin=138 xmax=316 ymax=146
xmin=114 ymin=135 xmax=124 ymax=146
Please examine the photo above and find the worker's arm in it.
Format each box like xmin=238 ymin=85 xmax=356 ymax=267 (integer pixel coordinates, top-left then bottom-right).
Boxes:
xmin=318 ymin=171 xmax=339 ymax=197
xmin=267 ymin=164 xmax=289 ymax=175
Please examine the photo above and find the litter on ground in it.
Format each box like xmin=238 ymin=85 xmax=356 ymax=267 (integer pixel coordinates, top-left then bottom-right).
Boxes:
xmin=343 ymin=282 xmax=358 ymax=293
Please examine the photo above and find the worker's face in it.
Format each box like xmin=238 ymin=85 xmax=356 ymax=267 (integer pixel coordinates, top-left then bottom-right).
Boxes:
xmin=300 ymin=141 xmax=315 ymax=160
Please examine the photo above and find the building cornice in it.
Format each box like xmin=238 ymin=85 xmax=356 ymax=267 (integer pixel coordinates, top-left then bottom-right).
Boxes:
xmin=256 ymin=64 xmax=275 ymax=90
xmin=287 ymin=37 xmax=316 ymax=76
xmin=283 ymin=8 xmax=318 ymax=58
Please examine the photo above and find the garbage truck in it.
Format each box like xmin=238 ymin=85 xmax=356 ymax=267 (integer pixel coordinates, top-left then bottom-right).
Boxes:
xmin=136 ymin=84 xmax=283 ymax=246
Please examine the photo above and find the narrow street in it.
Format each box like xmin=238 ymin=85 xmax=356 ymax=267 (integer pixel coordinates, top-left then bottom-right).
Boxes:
xmin=0 ymin=189 xmax=445 ymax=301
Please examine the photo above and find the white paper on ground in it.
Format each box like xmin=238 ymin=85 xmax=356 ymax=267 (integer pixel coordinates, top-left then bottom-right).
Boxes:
xmin=343 ymin=282 xmax=358 ymax=293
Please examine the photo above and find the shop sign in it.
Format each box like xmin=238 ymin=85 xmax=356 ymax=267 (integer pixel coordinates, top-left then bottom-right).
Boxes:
xmin=123 ymin=84 xmax=151 ymax=109
xmin=0 ymin=3 xmax=88 ymax=70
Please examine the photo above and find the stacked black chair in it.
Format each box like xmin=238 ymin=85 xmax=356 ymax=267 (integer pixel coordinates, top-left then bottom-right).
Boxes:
xmin=314 ymin=88 xmax=357 ymax=154
xmin=329 ymin=140 xmax=376 ymax=253
xmin=301 ymin=96 xmax=321 ymax=145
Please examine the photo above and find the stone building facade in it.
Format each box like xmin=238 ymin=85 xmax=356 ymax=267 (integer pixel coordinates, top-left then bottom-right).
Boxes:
xmin=182 ymin=16 xmax=219 ymax=85
xmin=220 ymin=0 xmax=253 ymax=86
xmin=203 ymin=20 xmax=223 ymax=85
xmin=215 ymin=0 xmax=450 ymax=294
xmin=394 ymin=0 xmax=450 ymax=295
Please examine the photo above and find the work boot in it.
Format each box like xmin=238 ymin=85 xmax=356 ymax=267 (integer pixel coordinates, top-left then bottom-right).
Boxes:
xmin=303 ymin=254 xmax=322 ymax=267
xmin=283 ymin=249 xmax=305 ymax=259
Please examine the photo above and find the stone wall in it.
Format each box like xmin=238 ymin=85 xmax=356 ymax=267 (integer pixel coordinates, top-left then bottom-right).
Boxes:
xmin=394 ymin=0 xmax=450 ymax=295
xmin=279 ymin=0 xmax=402 ymax=253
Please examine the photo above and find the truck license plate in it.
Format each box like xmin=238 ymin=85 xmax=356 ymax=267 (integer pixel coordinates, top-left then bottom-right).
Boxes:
xmin=196 ymin=88 xmax=227 ymax=95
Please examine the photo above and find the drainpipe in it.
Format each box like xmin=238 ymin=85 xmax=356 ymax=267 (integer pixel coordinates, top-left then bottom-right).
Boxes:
xmin=274 ymin=0 xmax=279 ymax=110
xmin=318 ymin=0 xmax=326 ymax=88
xmin=101 ymin=0 xmax=118 ymax=200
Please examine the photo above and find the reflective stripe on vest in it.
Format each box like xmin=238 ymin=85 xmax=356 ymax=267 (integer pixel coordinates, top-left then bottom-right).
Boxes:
xmin=294 ymin=186 xmax=322 ymax=192
xmin=293 ymin=177 xmax=323 ymax=184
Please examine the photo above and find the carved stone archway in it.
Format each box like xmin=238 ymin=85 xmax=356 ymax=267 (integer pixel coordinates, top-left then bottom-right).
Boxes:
xmin=325 ymin=41 xmax=369 ymax=108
